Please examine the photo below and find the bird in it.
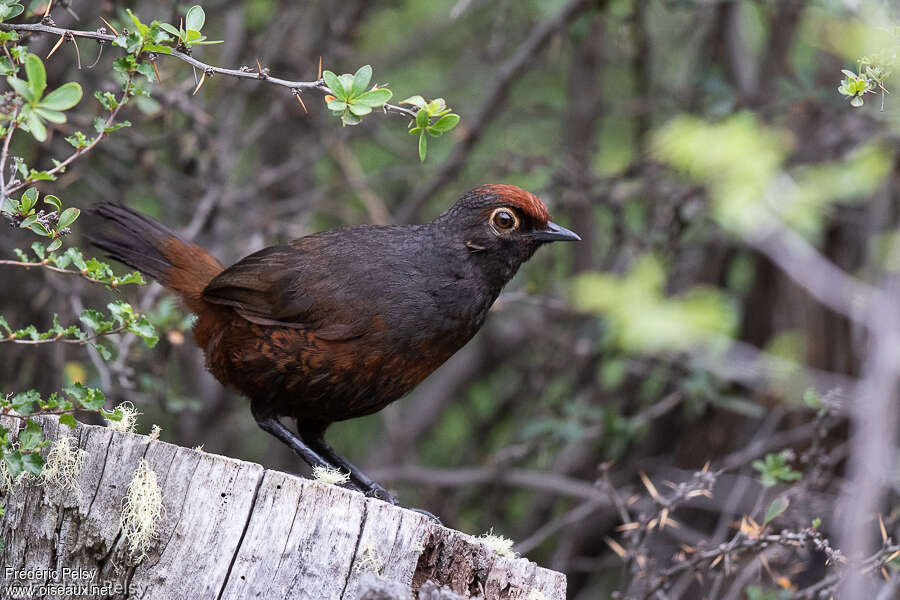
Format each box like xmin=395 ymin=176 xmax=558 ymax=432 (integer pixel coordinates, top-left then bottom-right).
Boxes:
xmin=87 ymin=184 xmax=579 ymax=506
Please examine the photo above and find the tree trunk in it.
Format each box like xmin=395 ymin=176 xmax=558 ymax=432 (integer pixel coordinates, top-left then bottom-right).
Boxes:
xmin=0 ymin=416 xmax=566 ymax=599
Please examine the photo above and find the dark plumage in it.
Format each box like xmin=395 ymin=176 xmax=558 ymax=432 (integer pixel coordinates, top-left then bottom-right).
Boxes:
xmin=88 ymin=184 xmax=579 ymax=506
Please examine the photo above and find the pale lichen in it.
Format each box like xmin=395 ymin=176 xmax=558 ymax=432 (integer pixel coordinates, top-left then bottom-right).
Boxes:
xmin=104 ymin=401 xmax=141 ymax=433
xmin=312 ymin=464 xmax=351 ymax=486
xmin=40 ymin=434 xmax=88 ymax=502
xmin=120 ymin=458 xmax=165 ymax=559
xmin=478 ymin=528 xmax=517 ymax=558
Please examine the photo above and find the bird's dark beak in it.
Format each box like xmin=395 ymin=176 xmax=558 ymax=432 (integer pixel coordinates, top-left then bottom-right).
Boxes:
xmin=531 ymin=221 xmax=581 ymax=242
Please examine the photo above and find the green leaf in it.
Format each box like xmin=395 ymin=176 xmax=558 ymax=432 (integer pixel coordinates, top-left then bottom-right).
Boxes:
xmin=429 ymin=113 xmax=460 ymax=133
xmin=79 ymin=309 xmax=113 ymax=333
xmin=322 ymin=70 xmax=346 ymax=101
xmin=24 ymin=53 xmax=46 ymax=100
xmin=399 ymin=95 xmax=426 ymax=109
xmin=18 ymin=419 xmax=43 ymax=451
xmin=7 ymin=75 xmax=32 ymax=102
xmin=415 ymin=108 xmax=428 ymax=129
xmin=34 ymin=107 xmax=65 ymax=124
xmin=0 ymin=315 xmax=10 ymax=334
xmin=57 ymin=207 xmax=80 ymax=228
xmin=59 ymin=414 xmax=77 ymax=429
xmin=347 ymin=103 xmax=372 ymax=116
xmin=40 ymin=82 xmax=83 ymax=111
xmin=354 ymin=88 xmax=392 ymax=108
xmin=28 ymin=220 xmax=51 ymax=236
xmin=64 ymin=382 xmax=105 ymax=411
xmin=185 ymin=5 xmax=206 ymax=33
xmin=20 ymin=187 xmax=37 ymax=213
xmin=340 ymin=111 xmax=362 ymax=126
xmin=24 ymin=108 xmax=47 ymax=142
xmin=350 ymin=65 xmax=372 ymax=98
xmin=764 ymin=496 xmax=790 ymax=525
xmin=43 ymin=194 xmax=61 ymax=211
xmin=418 ymin=132 xmax=427 ymax=162
xmin=10 ymin=390 xmax=39 ymax=414
xmin=2 ymin=450 xmax=23 ymax=479
xmin=129 ymin=316 xmax=159 ymax=348
xmin=47 ymin=238 xmax=62 ymax=252
xmin=850 ymin=96 xmax=864 ymax=107
xmin=21 ymin=452 xmax=43 ymax=475
xmin=159 ymin=22 xmax=181 ymax=38
xmin=326 ymin=100 xmax=347 ymax=111
xmin=30 ymin=241 xmax=44 ymax=260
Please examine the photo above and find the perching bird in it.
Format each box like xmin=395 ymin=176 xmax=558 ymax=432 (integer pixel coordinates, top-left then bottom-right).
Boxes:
xmin=88 ymin=184 xmax=579 ymax=505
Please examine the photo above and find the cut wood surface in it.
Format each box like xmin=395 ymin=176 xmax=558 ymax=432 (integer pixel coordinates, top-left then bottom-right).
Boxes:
xmin=0 ymin=416 xmax=566 ymax=599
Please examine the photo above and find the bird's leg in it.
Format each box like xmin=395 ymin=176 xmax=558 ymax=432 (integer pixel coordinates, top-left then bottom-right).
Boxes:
xmin=296 ymin=422 xmax=442 ymax=524
xmin=250 ymin=399 xmax=337 ymax=473
xmin=295 ymin=422 xmax=396 ymax=502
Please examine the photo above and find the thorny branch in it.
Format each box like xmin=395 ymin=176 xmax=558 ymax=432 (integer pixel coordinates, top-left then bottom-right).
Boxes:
xmin=0 ymin=21 xmax=418 ymax=120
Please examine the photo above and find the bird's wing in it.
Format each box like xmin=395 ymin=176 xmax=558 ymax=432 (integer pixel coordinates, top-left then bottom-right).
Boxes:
xmin=201 ymin=238 xmax=373 ymax=341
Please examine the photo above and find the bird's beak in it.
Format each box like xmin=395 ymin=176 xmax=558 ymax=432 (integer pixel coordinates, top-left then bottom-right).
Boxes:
xmin=531 ymin=221 xmax=581 ymax=242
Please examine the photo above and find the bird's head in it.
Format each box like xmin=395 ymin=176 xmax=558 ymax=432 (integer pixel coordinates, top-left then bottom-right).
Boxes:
xmin=436 ymin=184 xmax=580 ymax=282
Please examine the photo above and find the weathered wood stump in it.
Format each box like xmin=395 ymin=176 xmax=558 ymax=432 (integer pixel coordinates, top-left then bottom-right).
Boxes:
xmin=0 ymin=416 xmax=565 ymax=599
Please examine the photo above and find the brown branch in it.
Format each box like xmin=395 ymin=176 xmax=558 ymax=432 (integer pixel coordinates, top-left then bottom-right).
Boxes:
xmin=0 ymin=21 xmax=417 ymax=120
xmin=396 ymin=0 xmax=596 ymax=223
xmin=0 ymin=258 xmax=122 ymax=285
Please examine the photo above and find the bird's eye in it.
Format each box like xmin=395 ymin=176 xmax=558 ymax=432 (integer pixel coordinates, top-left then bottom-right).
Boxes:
xmin=491 ymin=208 xmax=518 ymax=232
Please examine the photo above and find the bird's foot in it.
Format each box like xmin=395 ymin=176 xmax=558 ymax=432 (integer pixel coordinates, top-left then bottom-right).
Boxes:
xmin=363 ymin=482 xmax=398 ymax=504
xmin=361 ymin=483 xmax=441 ymax=523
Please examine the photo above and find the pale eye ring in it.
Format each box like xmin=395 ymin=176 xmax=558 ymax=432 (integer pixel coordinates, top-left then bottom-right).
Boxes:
xmin=491 ymin=208 xmax=519 ymax=232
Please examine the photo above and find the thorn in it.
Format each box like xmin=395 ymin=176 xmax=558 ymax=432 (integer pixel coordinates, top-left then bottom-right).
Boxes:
xmin=639 ymin=472 xmax=661 ymax=502
xmin=192 ymin=71 xmax=207 ymax=96
xmin=47 ymin=34 xmax=65 ymax=59
xmin=317 ymin=56 xmax=322 ymax=79
xmin=70 ymin=34 xmax=81 ymax=69
xmin=879 ymin=513 xmax=888 ymax=543
xmin=151 ymin=61 xmax=161 ymax=83
xmin=294 ymin=91 xmax=307 ymax=114
xmin=42 ymin=0 xmax=53 ymax=19
xmin=99 ymin=16 xmax=119 ymax=37
xmin=256 ymin=58 xmax=263 ymax=73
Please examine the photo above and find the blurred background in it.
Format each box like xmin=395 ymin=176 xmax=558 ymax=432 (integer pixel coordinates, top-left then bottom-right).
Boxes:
xmin=5 ymin=0 xmax=900 ymax=597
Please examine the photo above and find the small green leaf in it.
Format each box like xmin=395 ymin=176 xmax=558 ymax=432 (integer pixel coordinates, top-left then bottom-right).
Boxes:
xmin=64 ymin=382 xmax=105 ymax=411
xmin=24 ymin=108 xmax=47 ymax=142
xmin=43 ymin=194 xmax=61 ymax=211
xmin=764 ymin=496 xmax=789 ymax=525
xmin=322 ymin=71 xmax=346 ymax=101
xmin=21 ymin=452 xmax=43 ymax=475
xmin=851 ymin=96 xmax=864 ymax=107
xmin=185 ymin=5 xmax=206 ymax=33
xmin=28 ymin=221 xmax=51 ymax=236
xmin=415 ymin=108 xmax=428 ymax=129
xmin=59 ymin=414 xmax=77 ymax=428
xmin=429 ymin=113 xmax=460 ymax=133
xmin=350 ymin=65 xmax=372 ymax=98
xmin=159 ymin=22 xmax=181 ymax=38
xmin=399 ymin=95 xmax=426 ymax=109
xmin=326 ymin=99 xmax=348 ymax=111
xmin=24 ymin=54 xmax=46 ymax=100
xmin=354 ymin=88 xmax=392 ymax=107
xmin=347 ymin=103 xmax=372 ymax=116
xmin=47 ymin=238 xmax=62 ymax=252
xmin=20 ymin=187 xmax=37 ymax=213
xmin=418 ymin=132 xmax=427 ymax=162
xmin=3 ymin=450 xmax=23 ymax=479
xmin=40 ymin=82 xmax=83 ymax=111
xmin=34 ymin=107 xmax=65 ymax=124
xmin=340 ymin=111 xmax=362 ymax=126
xmin=7 ymin=75 xmax=33 ymax=102
xmin=30 ymin=241 xmax=44 ymax=260
xmin=18 ymin=419 xmax=43 ymax=451
xmin=57 ymin=207 xmax=80 ymax=228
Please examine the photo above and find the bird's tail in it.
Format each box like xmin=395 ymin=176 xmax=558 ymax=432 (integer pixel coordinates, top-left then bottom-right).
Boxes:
xmin=86 ymin=203 xmax=225 ymax=312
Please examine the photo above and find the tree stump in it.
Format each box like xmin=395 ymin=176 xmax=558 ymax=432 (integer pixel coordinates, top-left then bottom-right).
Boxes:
xmin=0 ymin=416 xmax=566 ymax=599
